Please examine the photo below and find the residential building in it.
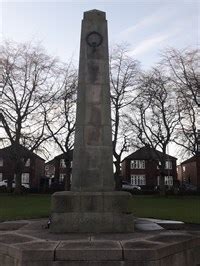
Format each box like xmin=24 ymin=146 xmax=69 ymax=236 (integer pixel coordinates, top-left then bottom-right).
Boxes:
xmin=45 ymin=159 xmax=55 ymax=180
xmin=0 ymin=144 xmax=45 ymax=190
xmin=177 ymin=155 xmax=200 ymax=189
xmin=45 ymin=151 xmax=73 ymax=187
xmin=177 ymin=129 xmax=200 ymax=190
xmin=121 ymin=146 xmax=177 ymax=189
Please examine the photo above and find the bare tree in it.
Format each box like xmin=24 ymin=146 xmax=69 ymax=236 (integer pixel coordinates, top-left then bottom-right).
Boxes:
xmin=0 ymin=41 xmax=61 ymax=193
xmin=109 ymin=44 xmax=140 ymax=189
xmin=127 ymin=68 xmax=180 ymax=195
xmin=44 ymin=64 xmax=77 ymax=190
xmin=161 ymin=48 xmax=200 ymax=156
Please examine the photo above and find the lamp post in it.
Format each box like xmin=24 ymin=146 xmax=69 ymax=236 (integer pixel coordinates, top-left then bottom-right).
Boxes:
xmin=0 ymin=59 xmax=4 ymax=115
xmin=0 ymin=61 xmax=3 ymax=147
xmin=196 ymin=93 xmax=200 ymax=154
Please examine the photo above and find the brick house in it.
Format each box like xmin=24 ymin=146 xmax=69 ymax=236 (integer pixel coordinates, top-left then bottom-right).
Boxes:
xmin=121 ymin=146 xmax=177 ymax=189
xmin=45 ymin=159 xmax=55 ymax=180
xmin=45 ymin=151 xmax=73 ymax=187
xmin=177 ymin=155 xmax=200 ymax=189
xmin=0 ymin=145 xmax=45 ymax=189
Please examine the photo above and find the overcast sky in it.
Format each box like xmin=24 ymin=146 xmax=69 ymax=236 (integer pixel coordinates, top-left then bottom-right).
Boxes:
xmin=0 ymin=0 xmax=199 ymax=159
xmin=1 ymin=0 xmax=199 ymax=69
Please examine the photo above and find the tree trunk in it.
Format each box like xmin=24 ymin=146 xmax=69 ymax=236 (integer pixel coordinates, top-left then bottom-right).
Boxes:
xmin=159 ymin=161 xmax=166 ymax=196
xmin=159 ymin=174 xmax=166 ymax=196
xmin=64 ymin=156 xmax=71 ymax=191
xmin=114 ymin=159 xmax=122 ymax=190
xmin=14 ymin=172 xmax=22 ymax=194
xmin=7 ymin=175 xmax=13 ymax=193
xmin=64 ymin=162 xmax=71 ymax=191
xmin=13 ymin=158 xmax=23 ymax=194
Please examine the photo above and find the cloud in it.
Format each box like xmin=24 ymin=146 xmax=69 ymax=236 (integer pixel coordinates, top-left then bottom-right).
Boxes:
xmin=120 ymin=14 xmax=162 ymax=37
xmin=128 ymin=25 xmax=182 ymax=57
xmin=118 ymin=6 xmax=171 ymax=39
xmin=129 ymin=33 xmax=170 ymax=56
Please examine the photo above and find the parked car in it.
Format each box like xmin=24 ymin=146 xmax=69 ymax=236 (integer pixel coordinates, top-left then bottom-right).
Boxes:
xmin=180 ymin=183 xmax=197 ymax=192
xmin=21 ymin=183 xmax=30 ymax=189
xmin=0 ymin=179 xmax=8 ymax=187
xmin=0 ymin=179 xmax=15 ymax=188
xmin=0 ymin=179 xmax=30 ymax=189
xmin=122 ymin=181 xmax=141 ymax=193
xmin=11 ymin=181 xmax=30 ymax=189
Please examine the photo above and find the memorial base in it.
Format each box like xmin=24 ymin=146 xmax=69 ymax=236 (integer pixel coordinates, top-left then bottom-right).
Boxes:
xmin=50 ymin=191 xmax=134 ymax=233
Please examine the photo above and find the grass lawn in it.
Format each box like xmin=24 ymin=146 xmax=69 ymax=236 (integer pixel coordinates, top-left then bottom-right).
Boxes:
xmin=129 ymin=195 xmax=200 ymax=224
xmin=0 ymin=194 xmax=51 ymax=221
xmin=0 ymin=193 xmax=200 ymax=224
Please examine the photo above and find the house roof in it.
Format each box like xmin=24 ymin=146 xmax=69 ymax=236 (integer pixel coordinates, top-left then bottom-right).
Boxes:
xmin=181 ymin=154 xmax=200 ymax=165
xmin=45 ymin=158 xmax=55 ymax=166
xmin=0 ymin=144 xmax=45 ymax=161
xmin=54 ymin=150 xmax=73 ymax=160
xmin=122 ymin=146 xmax=177 ymax=162
xmin=45 ymin=150 xmax=73 ymax=165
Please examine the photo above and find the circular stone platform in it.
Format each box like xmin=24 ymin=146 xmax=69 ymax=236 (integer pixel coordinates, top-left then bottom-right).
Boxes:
xmin=0 ymin=219 xmax=200 ymax=266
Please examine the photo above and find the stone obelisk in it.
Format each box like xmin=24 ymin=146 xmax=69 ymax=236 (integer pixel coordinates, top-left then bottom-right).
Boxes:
xmin=51 ymin=10 xmax=134 ymax=233
xmin=71 ymin=10 xmax=114 ymax=191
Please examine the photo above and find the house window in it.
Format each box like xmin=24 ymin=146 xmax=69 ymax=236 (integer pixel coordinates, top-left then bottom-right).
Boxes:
xmin=131 ymin=175 xmax=146 ymax=186
xmin=25 ymin=158 xmax=30 ymax=167
xmin=22 ymin=173 xmax=30 ymax=183
xmin=197 ymin=144 xmax=200 ymax=152
xmin=60 ymin=159 xmax=66 ymax=168
xmin=130 ymin=160 xmax=145 ymax=169
xmin=183 ymin=166 xmax=186 ymax=172
xmin=59 ymin=174 xmax=65 ymax=182
xmin=165 ymin=160 xmax=172 ymax=169
xmin=0 ymin=173 xmax=3 ymax=182
xmin=0 ymin=158 xmax=3 ymax=167
xmin=157 ymin=176 xmax=173 ymax=186
xmin=165 ymin=176 xmax=173 ymax=186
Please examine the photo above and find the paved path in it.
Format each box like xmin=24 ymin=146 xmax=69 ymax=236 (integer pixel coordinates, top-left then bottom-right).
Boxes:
xmin=0 ymin=218 xmax=200 ymax=265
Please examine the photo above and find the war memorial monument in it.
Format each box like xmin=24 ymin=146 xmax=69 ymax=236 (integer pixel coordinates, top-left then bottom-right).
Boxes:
xmin=0 ymin=9 xmax=199 ymax=266
xmin=50 ymin=9 xmax=134 ymax=233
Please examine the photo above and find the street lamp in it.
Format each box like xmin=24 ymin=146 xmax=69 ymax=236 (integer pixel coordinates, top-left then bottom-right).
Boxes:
xmin=0 ymin=59 xmax=4 ymax=116
xmin=196 ymin=92 xmax=200 ymax=153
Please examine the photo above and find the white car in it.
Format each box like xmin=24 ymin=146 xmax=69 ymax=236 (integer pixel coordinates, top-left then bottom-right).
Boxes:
xmin=12 ymin=181 xmax=30 ymax=189
xmin=0 ymin=179 xmax=29 ymax=189
xmin=0 ymin=179 xmax=8 ymax=187
xmin=0 ymin=179 xmax=15 ymax=188
xmin=21 ymin=183 xmax=30 ymax=189
xmin=122 ymin=181 xmax=141 ymax=192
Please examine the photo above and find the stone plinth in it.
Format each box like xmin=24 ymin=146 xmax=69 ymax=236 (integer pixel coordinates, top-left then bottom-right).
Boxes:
xmin=50 ymin=191 xmax=134 ymax=233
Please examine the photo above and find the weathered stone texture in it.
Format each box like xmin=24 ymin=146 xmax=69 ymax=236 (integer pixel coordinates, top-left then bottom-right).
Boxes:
xmin=50 ymin=9 xmax=134 ymax=234
xmin=55 ymin=240 xmax=122 ymax=261
xmin=51 ymin=191 xmax=134 ymax=233
xmin=71 ymin=10 xmax=114 ymax=192
xmin=0 ymin=221 xmax=200 ymax=266
xmin=0 ymin=232 xmax=200 ymax=266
